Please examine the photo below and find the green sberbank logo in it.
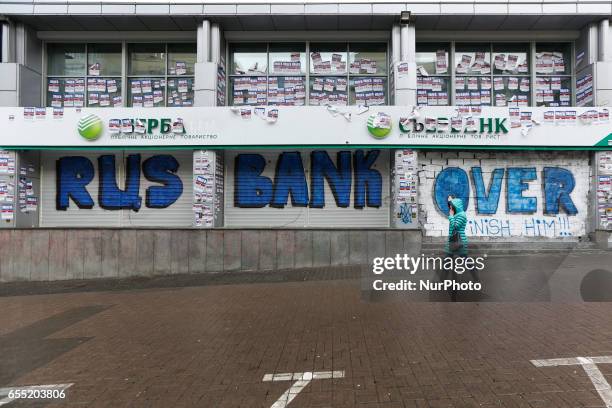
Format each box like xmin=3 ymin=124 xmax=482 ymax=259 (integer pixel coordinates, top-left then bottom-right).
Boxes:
xmin=78 ymin=114 xmax=104 ymax=141
xmin=367 ymin=112 xmax=392 ymax=139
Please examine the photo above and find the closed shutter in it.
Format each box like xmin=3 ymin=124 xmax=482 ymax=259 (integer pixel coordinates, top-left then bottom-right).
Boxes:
xmin=120 ymin=151 xmax=192 ymax=227
xmin=226 ymin=150 xmax=308 ymax=227
xmin=224 ymin=149 xmax=390 ymax=228
xmin=40 ymin=150 xmax=192 ymax=228
xmin=41 ymin=150 xmax=121 ymax=227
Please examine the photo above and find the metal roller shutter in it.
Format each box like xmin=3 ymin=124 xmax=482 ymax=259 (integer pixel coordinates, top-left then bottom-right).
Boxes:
xmin=40 ymin=150 xmax=192 ymax=228
xmin=120 ymin=151 xmax=193 ymax=228
xmin=224 ymin=149 xmax=390 ymax=228
xmin=41 ymin=150 xmax=121 ymax=227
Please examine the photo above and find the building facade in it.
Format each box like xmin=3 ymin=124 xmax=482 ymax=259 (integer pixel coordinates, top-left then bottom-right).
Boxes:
xmin=0 ymin=1 xmax=611 ymax=281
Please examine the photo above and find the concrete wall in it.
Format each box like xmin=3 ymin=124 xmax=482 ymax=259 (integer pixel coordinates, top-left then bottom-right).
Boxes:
xmin=419 ymin=151 xmax=590 ymax=240
xmin=0 ymin=63 xmax=19 ymax=106
xmin=0 ymin=228 xmax=422 ymax=282
xmin=596 ymin=61 xmax=612 ymax=105
xmin=0 ymin=23 xmax=42 ymax=107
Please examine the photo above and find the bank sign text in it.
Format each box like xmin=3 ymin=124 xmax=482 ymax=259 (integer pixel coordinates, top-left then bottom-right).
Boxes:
xmin=400 ymin=117 xmax=509 ymax=134
xmin=56 ymin=154 xmax=183 ymax=210
xmin=234 ymin=150 xmax=382 ymax=209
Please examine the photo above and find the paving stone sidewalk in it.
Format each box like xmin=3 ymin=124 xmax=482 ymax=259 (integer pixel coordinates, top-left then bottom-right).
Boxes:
xmin=1 ymin=268 xmax=612 ymax=407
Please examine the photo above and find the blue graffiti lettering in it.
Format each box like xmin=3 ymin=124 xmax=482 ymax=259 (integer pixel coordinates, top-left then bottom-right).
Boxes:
xmin=56 ymin=156 xmax=95 ymax=210
xmin=234 ymin=150 xmax=382 ymax=209
xmin=543 ymin=167 xmax=578 ymax=215
xmin=98 ymin=154 xmax=142 ymax=210
xmin=470 ymin=167 xmax=503 ymax=214
xmin=523 ymin=216 xmax=572 ymax=237
xmin=271 ymin=152 xmax=309 ymax=208
xmin=506 ymin=167 xmax=537 ymax=213
xmin=468 ymin=218 xmax=512 ymax=237
xmin=142 ymin=155 xmax=183 ymax=209
xmin=234 ymin=154 xmax=273 ymax=208
xmin=310 ymin=151 xmax=351 ymax=208
xmin=56 ymin=154 xmax=182 ymax=210
xmin=433 ymin=166 xmax=579 ymax=220
xmin=434 ymin=167 xmax=470 ymax=216
xmin=353 ymin=150 xmax=382 ymax=208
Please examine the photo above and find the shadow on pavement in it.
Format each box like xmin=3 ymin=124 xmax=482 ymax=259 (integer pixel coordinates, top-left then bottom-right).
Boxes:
xmin=0 ymin=305 xmax=111 ymax=386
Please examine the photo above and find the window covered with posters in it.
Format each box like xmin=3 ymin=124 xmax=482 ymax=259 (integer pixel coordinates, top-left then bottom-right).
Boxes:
xmin=128 ymin=43 xmax=196 ymax=107
xmin=228 ymin=42 xmax=389 ymax=107
xmin=224 ymin=149 xmax=390 ymax=228
xmin=415 ymin=41 xmax=574 ymax=107
xmin=416 ymin=43 xmax=450 ymax=106
xmin=47 ymin=43 xmax=122 ymax=108
xmin=45 ymin=43 xmax=196 ymax=108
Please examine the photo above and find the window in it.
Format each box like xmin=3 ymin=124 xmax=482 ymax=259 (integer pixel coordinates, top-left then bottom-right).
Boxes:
xmin=535 ymin=43 xmax=572 ymax=107
xmin=455 ymin=43 xmax=492 ymax=107
xmin=416 ymin=43 xmax=450 ymax=106
xmin=45 ymin=42 xmax=196 ymax=108
xmin=310 ymin=43 xmax=348 ymax=106
xmin=46 ymin=43 xmax=88 ymax=108
xmin=86 ymin=44 xmax=122 ymax=108
xmin=348 ymin=43 xmax=388 ymax=106
xmin=491 ymin=43 xmax=530 ymax=107
xmin=168 ymin=43 xmax=196 ymax=76
xmin=230 ymin=43 xmax=268 ymax=106
xmin=268 ymin=43 xmax=306 ymax=106
xmin=128 ymin=44 xmax=166 ymax=107
xmin=416 ymin=41 xmax=573 ymax=107
xmin=228 ymin=42 xmax=388 ymax=106
xmin=46 ymin=43 xmax=123 ymax=108
xmin=47 ymin=43 xmax=86 ymax=76
xmin=128 ymin=43 xmax=195 ymax=107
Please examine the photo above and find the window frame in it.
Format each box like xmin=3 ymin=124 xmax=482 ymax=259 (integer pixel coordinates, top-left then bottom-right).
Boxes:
xmin=416 ymin=40 xmax=575 ymax=107
xmin=533 ymin=42 xmax=574 ymax=107
xmin=227 ymin=40 xmax=390 ymax=107
xmin=416 ymin=42 xmax=451 ymax=107
xmin=43 ymin=41 xmax=197 ymax=108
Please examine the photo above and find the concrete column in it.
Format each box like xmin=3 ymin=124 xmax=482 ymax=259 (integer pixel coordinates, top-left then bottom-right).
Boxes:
xmin=400 ymin=24 xmax=410 ymax=61
xmin=595 ymin=19 xmax=612 ymax=105
xmin=0 ymin=22 xmax=42 ymax=106
xmin=14 ymin=151 xmax=40 ymax=228
xmin=598 ymin=19 xmax=610 ymax=62
xmin=0 ymin=22 xmax=18 ymax=106
xmin=193 ymin=150 xmax=224 ymax=228
xmin=391 ymin=149 xmax=419 ymax=229
xmin=390 ymin=25 xmax=400 ymax=105
xmin=591 ymin=151 xmax=612 ymax=249
xmin=1 ymin=22 xmax=15 ymax=63
xmin=211 ymin=24 xmax=221 ymax=64
xmin=197 ymin=19 xmax=211 ymax=64
xmin=0 ymin=150 xmax=16 ymax=228
xmin=194 ymin=19 xmax=217 ymax=106
xmin=394 ymin=23 xmax=417 ymax=106
xmin=391 ymin=25 xmax=400 ymax=65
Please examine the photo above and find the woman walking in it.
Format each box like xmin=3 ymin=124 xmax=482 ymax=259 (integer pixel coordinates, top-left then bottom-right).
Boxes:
xmin=446 ymin=196 xmax=468 ymax=257
xmin=447 ymin=196 xmax=483 ymax=297
xmin=441 ymin=196 xmax=472 ymax=301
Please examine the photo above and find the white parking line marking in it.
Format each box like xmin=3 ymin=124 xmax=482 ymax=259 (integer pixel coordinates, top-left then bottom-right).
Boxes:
xmin=0 ymin=383 xmax=73 ymax=406
xmin=531 ymin=356 xmax=612 ymax=407
xmin=262 ymin=371 xmax=345 ymax=408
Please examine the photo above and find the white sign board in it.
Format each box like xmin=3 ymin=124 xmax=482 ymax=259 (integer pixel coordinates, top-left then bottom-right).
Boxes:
xmin=0 ymin=106 xmax=611 ymax=148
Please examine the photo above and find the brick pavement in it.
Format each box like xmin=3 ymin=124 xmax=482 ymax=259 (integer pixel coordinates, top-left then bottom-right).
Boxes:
xmin=1 ymin=274 xmax=612 ymax=407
